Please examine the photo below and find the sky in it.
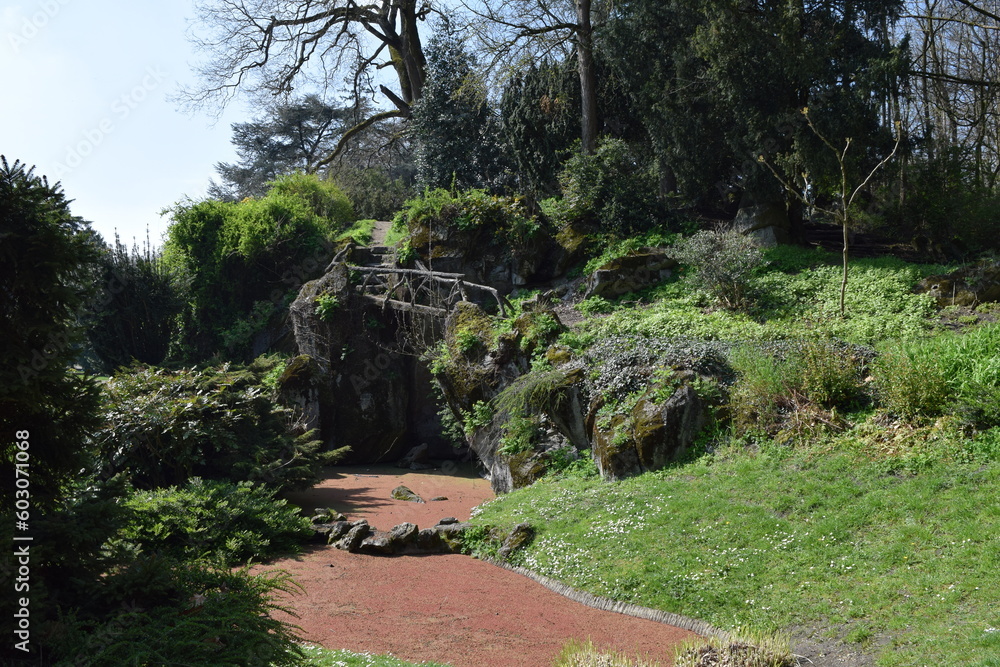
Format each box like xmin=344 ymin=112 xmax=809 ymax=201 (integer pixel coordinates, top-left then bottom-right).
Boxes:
xmin=0 ymin=0 xmax=252 ymax=248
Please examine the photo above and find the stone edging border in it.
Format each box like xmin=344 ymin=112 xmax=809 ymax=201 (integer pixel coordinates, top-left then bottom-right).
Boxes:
xmin=486 ymin=559 xmax=729 ymax=642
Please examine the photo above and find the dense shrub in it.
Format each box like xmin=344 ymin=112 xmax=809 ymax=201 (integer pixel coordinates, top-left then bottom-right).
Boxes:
xmin=266 ymin=171 xmax=354 ymax=224
xmin=549 ymin=137 xmax=664 ymax=234
xmin=872 ymin=322 xmax=1000 ymax=425
xmin=164 ymin=173 xmax=351 ymax=360
xmin=665 ymin=229 xmax=766 ymax=311
xmin=395 ymin=187 xmax=542 ymax=249
xmin=727 ymin=341 xmax=867 ymax=439
xmin=47 ymin=558 xmax=304 ymax=666
xmin=85 ymin=234 xmax=182 ymax=371
xmin=108 ymin=479 xmax=313 ymax=566
xmin=94 ymin=362 xmax=329 ymax=491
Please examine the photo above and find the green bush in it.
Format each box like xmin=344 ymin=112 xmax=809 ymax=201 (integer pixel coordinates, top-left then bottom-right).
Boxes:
xmin=396 ymin=187 xmax=541 ymax=248
xmin=94 ymin=363 xmax=328 ymax=491
xmin=163 ymin=173 xmax=349 ymax=360
xmin=666 ymin=229 xmax=766 ymax=311
xmin=797 ymin=339 xmax=867 ymax=407
xmin=873 ymin=322 xmax=1000 ymax=425
xmin=266 ymin=171 xmax=354 ymax=225
xmin=728 ymin=341 xmax=865 ymax=439
xmin=48 ymin=559 xmax=304 ymax=666
xmin=553 ymin=137 xmax=664 ymax=234
xmin=871 ymin=344 xmax=950 ymax=421
xmin=578 ymin=253 xmax=940 ymax=347
xmin=108 ymin=479 xmax=313 ymax=566
xmin=577 ymin=295 xmax=615 ymax=315
xmin=463 ymin=400 xmax=494 ymax=435
xmin=727 ymin=346 xmax=797 ymax=436
xmin=582 ymin=229 xmax=680 ymax=276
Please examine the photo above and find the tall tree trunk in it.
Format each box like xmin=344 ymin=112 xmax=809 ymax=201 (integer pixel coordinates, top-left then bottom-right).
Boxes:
xmin=576 ymin=0 xmax=598 ymax=154
xmin=399 ymin=0 xmax=427 ymax=102
xmin=381 ymin=1 xmax=426 ymax=107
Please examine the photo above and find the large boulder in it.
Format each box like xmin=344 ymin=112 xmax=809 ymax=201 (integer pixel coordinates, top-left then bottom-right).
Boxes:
xmin=590 ymin=375 xmax=708 ymax=482
xmin=631 ymin=383 xmax=706 ymax=470
xmin=915 ymin=261 xmax=1000 ymax=307
xmin=584 ymin=251 xmax=676 ymax=299
xmin=288 ymin=261 xmax=453 ymax=463
xmin=432 ymin=302 xmax=595 ymax=493
xmin=733 ymin=200 xmax=791 ymax=247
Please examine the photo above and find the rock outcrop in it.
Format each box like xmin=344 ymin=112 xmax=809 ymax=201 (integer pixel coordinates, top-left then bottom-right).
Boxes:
xmin=733 ymin=199 xmax=791 ymax=247
xmin=915 ymin=261 xmax=1000 ymax=307
xmin=406 ymin=215 xmax=572 ymax=293
xmin=584 ymin=251 xmax=676 ymax=299
xmin=590 ymin=378 xmax=707 ymax=481
xmin=286 ymin=262 xmax=451 ymax=463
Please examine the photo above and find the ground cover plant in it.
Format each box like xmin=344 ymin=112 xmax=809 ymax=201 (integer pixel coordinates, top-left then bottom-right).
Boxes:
xmin=568 ymin=245 xmax=948 ymax=348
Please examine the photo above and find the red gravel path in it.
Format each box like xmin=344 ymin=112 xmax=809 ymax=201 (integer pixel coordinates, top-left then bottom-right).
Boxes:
xmin=269 ymin=466 xmax=699 ymax=666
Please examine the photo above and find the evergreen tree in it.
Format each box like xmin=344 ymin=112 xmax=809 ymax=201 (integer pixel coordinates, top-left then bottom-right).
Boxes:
xmin=411 ymin=30 xmax=508 ymax=191
xmin=0 ymin=157 xmax=103 ymax=512
xmin=500 ymin=60 xmax=583 ymax=195
xmin=606 ymin=0 xmax=907 ymax=208
xmin=210 ymin=95 xmax=358 ymax=200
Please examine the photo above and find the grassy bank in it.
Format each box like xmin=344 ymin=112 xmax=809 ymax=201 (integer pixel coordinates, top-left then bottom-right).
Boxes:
xmin=464 ymin=241 xmax=1000 ymax=665
xmin=471 ymin=441 xmax=1000 ymax=665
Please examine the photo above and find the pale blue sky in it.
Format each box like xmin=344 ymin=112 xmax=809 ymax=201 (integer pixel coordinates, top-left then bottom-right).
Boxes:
xmin=0 ymin=0 xmax=250 ymax=248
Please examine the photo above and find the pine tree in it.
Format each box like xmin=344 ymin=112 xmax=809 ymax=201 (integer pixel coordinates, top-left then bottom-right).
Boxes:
xmin=0 ymin=156 xmax=103 ymax=512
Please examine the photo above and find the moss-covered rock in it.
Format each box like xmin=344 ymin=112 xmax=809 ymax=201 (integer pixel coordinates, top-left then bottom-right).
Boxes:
xmin=583 ymin=250 xmax=677 ymax=299
xmin=916 ymin=261 xmax=1000 ymax=307
xmin=589 ymin=374 xmax=708 ymax=482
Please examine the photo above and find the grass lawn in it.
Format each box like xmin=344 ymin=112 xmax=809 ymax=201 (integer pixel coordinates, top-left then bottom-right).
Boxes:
xmin=470 ymin=443 xmax=1000 ymax=666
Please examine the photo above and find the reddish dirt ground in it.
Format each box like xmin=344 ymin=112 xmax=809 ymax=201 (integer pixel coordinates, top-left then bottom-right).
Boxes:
xmin=266 ymin=466 xmax=700 ymax=666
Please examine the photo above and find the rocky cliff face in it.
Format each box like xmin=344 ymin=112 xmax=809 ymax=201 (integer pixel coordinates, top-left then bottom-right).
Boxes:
xmin=285 ymin=262 xmax=447 ymax=464
xmin=430 ymin=303 xmax=717 ymax=492
xmin=284 ymin=234 xmax=717 ymax=490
